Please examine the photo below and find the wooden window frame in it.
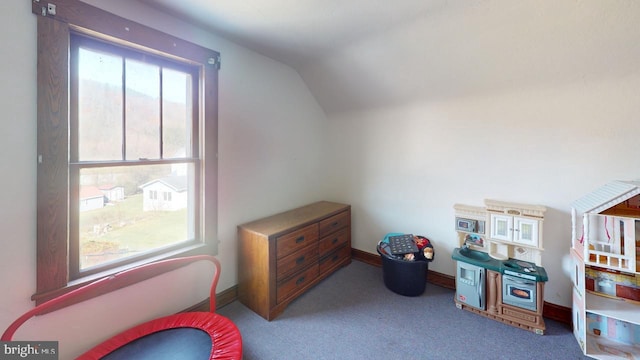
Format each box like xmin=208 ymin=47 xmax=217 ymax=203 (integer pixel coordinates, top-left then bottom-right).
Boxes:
xmin=32 ymin=0 xmax=219 ymax=305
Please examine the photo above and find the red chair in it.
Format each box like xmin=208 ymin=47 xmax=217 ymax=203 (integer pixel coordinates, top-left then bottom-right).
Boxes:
xmin=2 ymin=255 xmax=242 ymax=359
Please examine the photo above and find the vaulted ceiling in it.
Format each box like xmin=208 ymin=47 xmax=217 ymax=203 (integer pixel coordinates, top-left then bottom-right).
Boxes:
xmin=140 ymin=0 xmax=640 ymax=114
xmin=140 ymin=0 xmax=448 ymax=68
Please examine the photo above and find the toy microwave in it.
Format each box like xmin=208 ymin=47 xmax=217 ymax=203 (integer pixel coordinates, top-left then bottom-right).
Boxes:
xmin=455 ymin=217 xmax=485 ymax=234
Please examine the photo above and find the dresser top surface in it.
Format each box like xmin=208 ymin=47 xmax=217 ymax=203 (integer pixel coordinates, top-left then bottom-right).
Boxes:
xmin=238 ymin=201 xmax=350 ymax=236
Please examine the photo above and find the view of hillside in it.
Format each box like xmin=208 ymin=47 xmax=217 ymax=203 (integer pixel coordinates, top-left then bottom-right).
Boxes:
xmin=77 ymin=55 xmax=192 ymax=162
xmin=79 ymin=193 xmax=189 ymax=270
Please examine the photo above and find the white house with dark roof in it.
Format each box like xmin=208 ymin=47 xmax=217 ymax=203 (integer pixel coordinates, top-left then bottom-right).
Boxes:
xmin=139 ymin=175 xmax=188 ymax=212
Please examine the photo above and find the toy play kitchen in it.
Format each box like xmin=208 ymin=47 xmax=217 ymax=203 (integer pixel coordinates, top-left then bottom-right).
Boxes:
xmin=452 ymin=200 xmax=548 ymax=335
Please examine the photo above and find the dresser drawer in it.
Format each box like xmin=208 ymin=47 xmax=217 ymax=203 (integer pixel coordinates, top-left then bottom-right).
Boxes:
xmin=319 ymin=244 xmax=350 ymax=274
xmin=318 ymin=227 xmax=349 ymax=257
xmin=277 ymin=264 xmax=319 ymax=303
xmin=276 ymin=224 xmax=318 ymax=259
xmin=277 ymin=244 xmax=318 ymax=280
xmin=319 ymin=210 xmax=350 ymax=237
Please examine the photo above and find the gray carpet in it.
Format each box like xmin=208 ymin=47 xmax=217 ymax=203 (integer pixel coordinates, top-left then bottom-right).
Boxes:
xmin=217 ymin=260 xmax=589 ymax=359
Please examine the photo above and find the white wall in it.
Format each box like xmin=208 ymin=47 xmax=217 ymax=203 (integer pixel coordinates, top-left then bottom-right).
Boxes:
xmin=317 ymin=1 xmax=640 ymax=307
xmin=0 ymin=1 xmax=327 ymax=358
xmin=0 ymin=0 xmax=38 ymax=341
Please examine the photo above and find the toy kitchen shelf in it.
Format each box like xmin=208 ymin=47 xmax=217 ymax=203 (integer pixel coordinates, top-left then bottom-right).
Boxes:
xmin=453 ymin=200 xmax=548 ymax=335
xmin=570 ymin=180 xmax=640 ymax=359
xmin=454 ymin=200 xmax=546 ymax=266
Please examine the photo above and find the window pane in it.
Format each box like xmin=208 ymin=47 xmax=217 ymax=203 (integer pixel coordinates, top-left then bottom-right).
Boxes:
xmin=126 ymin=59 xmax=160 ymax=160
xmin=77 ymin=48 xmax=123 ymax=161
xmin=163 ymin=68 xmax=193 ymax=158
xmin=78 ymin=164 xmax=195 ymax=270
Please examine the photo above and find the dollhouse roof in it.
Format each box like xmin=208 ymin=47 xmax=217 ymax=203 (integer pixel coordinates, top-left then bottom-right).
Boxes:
xmin=572 ymin=180 xmax=640 ymax=213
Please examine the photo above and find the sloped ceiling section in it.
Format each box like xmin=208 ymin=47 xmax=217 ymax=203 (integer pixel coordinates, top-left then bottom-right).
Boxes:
xmin=142 ymin=0 xmax=640 ymax=115
xmin=140 ymin=0 xmax=449 ymax=67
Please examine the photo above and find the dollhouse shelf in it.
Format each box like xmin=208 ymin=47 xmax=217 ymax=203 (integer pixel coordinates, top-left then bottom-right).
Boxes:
xmin=585 ymin=334 xmax=640 ymax=360
xmin=585 ymin=292 xmax=640 ymax=324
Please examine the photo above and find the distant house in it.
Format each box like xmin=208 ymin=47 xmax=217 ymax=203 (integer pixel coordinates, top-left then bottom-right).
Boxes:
xmin=139 ymin=175 xmax=188 ymax=211
xmin=99 ymin=184 xmax=125 ymax=203
xmin=80 ymin=186 xmax=105 ymax=211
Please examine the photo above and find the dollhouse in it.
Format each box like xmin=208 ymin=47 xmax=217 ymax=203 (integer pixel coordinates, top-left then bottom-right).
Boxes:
xmin=571 ymin=180 xmax=640 ymax=359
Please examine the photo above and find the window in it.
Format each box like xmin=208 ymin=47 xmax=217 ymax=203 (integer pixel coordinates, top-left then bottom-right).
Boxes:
xmin=33 ymin=0 xmax=219 ymax=304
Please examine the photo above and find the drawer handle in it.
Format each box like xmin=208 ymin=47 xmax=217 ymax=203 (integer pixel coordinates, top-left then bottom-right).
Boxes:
xmin=296 ymin=236 xmax=305 ymax=243
xmin=296 ymin=276 xmax=305 ymax=285
xmin=332 ymin=221 xmax=339 ymax=227
xmin=296 ymin=256 xmax=305 ymax=264
xmin=332 ymin=255 xmax=339 ymax=261
xmin=332 ymin=238 xmax=338 ymax=244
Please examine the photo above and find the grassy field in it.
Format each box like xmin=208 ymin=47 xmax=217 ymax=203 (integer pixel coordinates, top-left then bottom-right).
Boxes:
xmin=79 ymin=193 xmax=189 ymax=268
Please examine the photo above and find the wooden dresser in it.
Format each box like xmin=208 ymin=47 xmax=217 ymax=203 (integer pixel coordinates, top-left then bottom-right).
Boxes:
xmin=237 ymin=201 xmax=351 ymax=320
